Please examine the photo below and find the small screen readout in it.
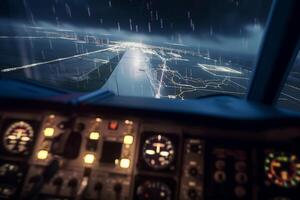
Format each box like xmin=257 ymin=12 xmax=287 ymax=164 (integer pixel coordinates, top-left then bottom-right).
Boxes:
xmin=100 ymin=141 xmax=122 ymax=164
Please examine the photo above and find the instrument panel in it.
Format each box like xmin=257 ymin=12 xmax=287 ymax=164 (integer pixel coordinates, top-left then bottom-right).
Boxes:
xmin=0 ymin=111 xmax=300 ymax=200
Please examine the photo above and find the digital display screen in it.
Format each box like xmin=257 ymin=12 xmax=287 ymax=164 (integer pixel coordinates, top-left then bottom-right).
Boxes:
xmin=100 ymin=141 xmax=122 ymax=164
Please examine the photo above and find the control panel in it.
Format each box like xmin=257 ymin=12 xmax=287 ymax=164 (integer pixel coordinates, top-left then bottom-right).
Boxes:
xmin=204 ymin=144 xmax=252 ymax=200
xmin=0 ymin=111 xmax=300 ymax=200
xmin=22 ymin=114 xmax=138 ymax=200
xmin=180 ymin=138 xmax=204 ymax=200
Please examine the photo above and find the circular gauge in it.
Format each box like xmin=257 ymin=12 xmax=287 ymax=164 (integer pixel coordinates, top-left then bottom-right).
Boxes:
xmin=264 ymin=152 xmax=300 ymax=188
xmin=3 ymin=121 xmax=34 ymax=154
xmin=142 ymin=134 xmax=175 ymax=169
xmin=0 ymin=163 xmax=24 ymax=198
xmin=0 ymin=163 xmax=20 ymax=176
xmin=136 ymin=180 xmax=172 ymax=200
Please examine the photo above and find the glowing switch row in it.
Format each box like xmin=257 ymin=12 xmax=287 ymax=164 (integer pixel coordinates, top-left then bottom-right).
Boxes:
xmin=83 ymin=153 xmax=130 ymax=168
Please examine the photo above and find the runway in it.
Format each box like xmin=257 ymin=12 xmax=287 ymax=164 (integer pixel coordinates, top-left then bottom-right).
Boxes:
xmin=0 ymin=25 xmax=299 ymax=111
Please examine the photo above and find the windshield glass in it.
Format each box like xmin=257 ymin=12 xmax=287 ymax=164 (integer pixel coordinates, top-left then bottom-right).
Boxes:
xmin=0 ymin=0 xmax=272 ymax=99
xmin=278 ymin=51 xmax=300 ymax=112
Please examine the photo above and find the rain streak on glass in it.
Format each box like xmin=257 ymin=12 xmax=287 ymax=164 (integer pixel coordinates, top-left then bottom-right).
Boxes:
xmin=0 ymin=0 xmax=280 ymax=102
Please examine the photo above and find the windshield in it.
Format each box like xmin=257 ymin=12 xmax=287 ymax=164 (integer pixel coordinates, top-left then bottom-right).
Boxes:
xmin=0 ymin=0 xmax=272 ymax=99
xmin=278 ymin=51 xmax=300 ymax=112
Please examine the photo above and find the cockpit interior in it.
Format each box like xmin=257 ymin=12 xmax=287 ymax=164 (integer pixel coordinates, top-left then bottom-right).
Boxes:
xmin=0 ymin=0 xmax=299 ymax=199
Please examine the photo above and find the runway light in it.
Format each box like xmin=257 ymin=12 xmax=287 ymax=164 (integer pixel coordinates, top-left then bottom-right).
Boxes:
xmin=123 ymin=135 xmax=134 ymax=145
xmin=37 ymin=150 xmax=48 ymax=160
xmin=84 ymin=153 xmax=95 ymax=164
xmin=198 ymin=64 xmax=242 ymax=74
xmin=89 ymin=132 xmax=100 ymax=140
xmin=120 ymin=158 xmax=130 ymax=169
xmin=43 ymin=127 xmax=54 ymax=137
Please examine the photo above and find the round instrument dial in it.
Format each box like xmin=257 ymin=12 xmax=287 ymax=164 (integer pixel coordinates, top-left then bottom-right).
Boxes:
xmin=265 ymin=152 xmax=300 ymax=188
xmin=142 ymin=135 xmax=175 ymax=169
xmin=3 ymin=121 xmax=34 ymax=155
xmin=136 ymin=180 xmax=172 ymax=200
xmin=0 ymin=163 xmax=24 ymax=198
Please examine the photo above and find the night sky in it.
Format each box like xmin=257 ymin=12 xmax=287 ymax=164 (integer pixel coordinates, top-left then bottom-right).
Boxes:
xmin=1 ymin=0 xmax=272 ymax=38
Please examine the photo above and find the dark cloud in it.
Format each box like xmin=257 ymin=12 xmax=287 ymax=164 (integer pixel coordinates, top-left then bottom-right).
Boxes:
xmin=1 ymin=0 xmax=272 ymax=37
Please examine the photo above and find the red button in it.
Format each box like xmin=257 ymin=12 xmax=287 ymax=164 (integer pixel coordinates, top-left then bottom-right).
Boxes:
xmin=108 ymin=121 xmax=118 ymax=130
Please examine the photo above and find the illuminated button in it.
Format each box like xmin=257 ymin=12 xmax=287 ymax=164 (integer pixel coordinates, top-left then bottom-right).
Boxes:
xmin=95 ymin=118 xmax=102 ymax=122
xmin=188 ymin=181 xmax=196 ymax=187
xmin=84 ymin=153 xmax=95 ymax=164
xmin=123 ymin=135 xmax=134 ymax=145
xmin=124 ymin=120 xmax=133 ymax=125
xmin=44 ymin=127 xmax=55 ymax=137
xmin=89 ymin=132 xmax=100 ymax=140
xmin=37 ymin=150 xmax=48 ymax=160
xmin=49 ymin=114 xmax=55 ymax=119
xmin=108 ymin=121 xmax=118 ymax=130
xmin=120 ymin=158 xmax=130 ymax=169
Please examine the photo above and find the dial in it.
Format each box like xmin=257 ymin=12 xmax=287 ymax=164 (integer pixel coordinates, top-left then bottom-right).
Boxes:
xmin=136 ymin=180 xmax=172 ymax=200
xmin=3 ymin=121 xmax=34 ymax=155
xmin=142 ymin=134 xmax=175 ymax=169
xmin=0 ymin=162 xmax=25 ymax=199
xmin=265 ymin=151 xmax=300 ymax=188
xmin=0 ymin=163 xmax=22 ymax=178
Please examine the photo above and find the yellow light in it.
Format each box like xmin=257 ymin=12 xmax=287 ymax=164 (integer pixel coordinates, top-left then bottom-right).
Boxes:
xmin=124 ymin=120 xmax=133 ymax=125
xmin=281 ymin=171 xmax=288 ymax=181
xmin=89 ymin=132 xmax=100 ymax=140
xmin=95 ymin=118 xmax=102 ymax=122
xmin=37 ymin=150 xmax=48 ymax=160
xmin=145 ymin=149 xmax=155 ymax=155
xmin=160 ymin=151 xmax=169 ymax=157
xmin=84 ymin=154 xmax=95 ymax=164
xmin=49 ymin=114 xmax=55 ymax=119
xmin=44 ymin=127 xmax=54 ymax=137
xmin=188 ymin=181 xmax=196 ymax=187
xmin=21 ymin=137 xmax=30 ymax=141
xmin=120 ymin=158 xmax=130 ymax=169
xmin=123 ymin=135 xmax=134 ymax=145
